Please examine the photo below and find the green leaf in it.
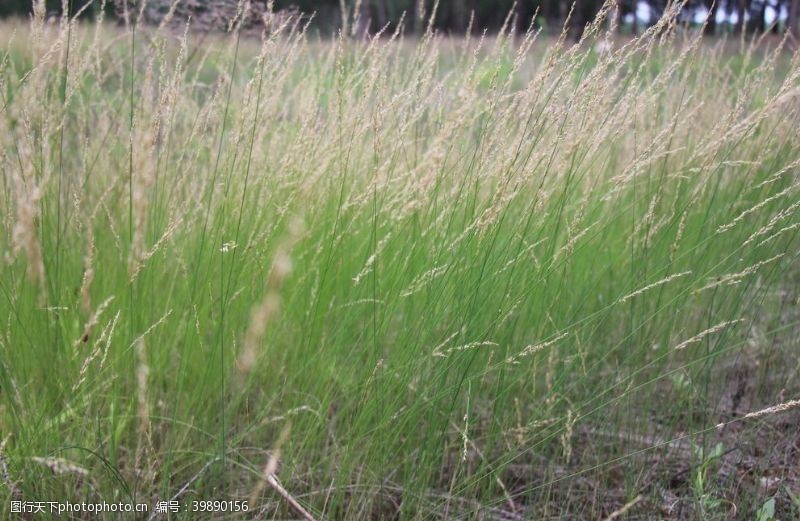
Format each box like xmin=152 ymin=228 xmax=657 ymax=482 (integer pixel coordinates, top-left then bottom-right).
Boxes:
xmin=757 ymin=497 xmax=776 ymax=521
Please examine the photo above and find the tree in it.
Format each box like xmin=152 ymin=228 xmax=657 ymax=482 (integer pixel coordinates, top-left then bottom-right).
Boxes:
xmin=788 ymin=0 xmax=800 ymax=38
xmin=704 ymin=0 xmax=720 ymax=35
xmin=1 ymin=0 xmax=799 ymax=39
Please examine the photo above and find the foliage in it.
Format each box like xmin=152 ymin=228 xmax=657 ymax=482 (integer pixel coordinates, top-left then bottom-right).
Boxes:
xmin=1 ymin=0 xmax=799 ymax=38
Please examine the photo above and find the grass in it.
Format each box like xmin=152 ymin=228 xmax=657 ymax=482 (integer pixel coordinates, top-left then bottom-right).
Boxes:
xmin=1 ymin=5 xmax=799 ymax=519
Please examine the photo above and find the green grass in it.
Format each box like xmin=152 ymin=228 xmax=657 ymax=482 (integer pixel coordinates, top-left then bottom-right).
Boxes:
xmin=1 ymin=8 xmax=799 ymax=520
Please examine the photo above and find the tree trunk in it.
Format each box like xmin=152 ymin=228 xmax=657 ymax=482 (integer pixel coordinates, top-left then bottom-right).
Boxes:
xmin=614 ymin=0 xmax=624 ymax=34
xmin=354 ymin=0 xmax=371 ymax=38
xmin=736 ymin=0 xmax=748 ymax=33
xmin=452 ymin=0 xmax=467 ymax=33
xmin=704 ymin=0 xmax=718 ymax=35
xmin=790 ymin=0 xmax=800 ymax=39
xmin=559 ymin=0 xmax=569 ymax=34
xmin=757 ymin=2 xmax=767 ymax=33
xmin=414 ymin=0 xmax=425 ymax=35
xmin=746 ymin=0 xmax=766 ymax=33
xmin=513 ymin=0 xmax=522 ymax=35
xmin=570 ymin=0 xmax=585 ymax=41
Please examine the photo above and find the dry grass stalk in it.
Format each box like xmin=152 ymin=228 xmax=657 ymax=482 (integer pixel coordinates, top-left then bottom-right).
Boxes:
xmin=673 ymin=319 xmax=743 ymax=351
xmin=433 ymin=340 xmax=498 ymax=358
xmin=717 ymin=399 xmax=800 ymax=429
xmin=694 ymin=254 xmax=784 ymax=294
xmin=0 ymin=436 xmax=18 ymax=496
xmin=506 ymin=331 xmax=569 ymax=365
xmin=603 ymin=494 xmax=644 ymax=520
xmin=237 ymin=219 xmax=302 ymax=378
xmin=264 ymin=474 xmax=316 ymax=521
xmin=618 ymin=271 xmax=692 ymax=304
xmin=741 ymin=399 xmax=800 ymax=420
xmin=10 ymin=182 xmax=46 ymax=294
xmin=74 ymin=296 xmax=114 ymax=347
xmin=79 ymin=233 xmax=95 ymax=315
xmin=236 ymin=249 xmax=292 ymax=377
xmin=31 ymin=457 xmax=89 ymax=477
xmin=248 ymin=424 xmax=315 ymax=520
xmin=73 ymin=310 xmax=121 ymax=392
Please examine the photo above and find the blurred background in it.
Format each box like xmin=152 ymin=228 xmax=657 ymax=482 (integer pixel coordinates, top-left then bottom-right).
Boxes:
xmin=1 ymin=0 xmax=798 ymax=40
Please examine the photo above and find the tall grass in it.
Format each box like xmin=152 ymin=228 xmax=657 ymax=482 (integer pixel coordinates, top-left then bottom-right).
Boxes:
xmin=1 ymin=3 xmax=799 ymax=519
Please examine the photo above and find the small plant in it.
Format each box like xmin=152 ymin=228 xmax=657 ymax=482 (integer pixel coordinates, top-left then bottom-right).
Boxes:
xmin=756 ymin=497 xmax=777 ymax=521
xmin=690 ymin=442 xmax=726 ymax=516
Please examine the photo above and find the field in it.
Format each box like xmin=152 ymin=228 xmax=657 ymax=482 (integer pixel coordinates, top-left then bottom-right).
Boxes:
xmin=1 ymin=6 xmax=800 ymax=520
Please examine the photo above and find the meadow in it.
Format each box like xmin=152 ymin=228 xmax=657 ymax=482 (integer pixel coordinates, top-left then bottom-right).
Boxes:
xmin=1 ymin=4 xmax=800 ymax=519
